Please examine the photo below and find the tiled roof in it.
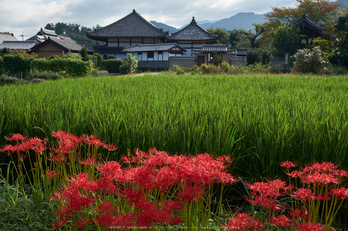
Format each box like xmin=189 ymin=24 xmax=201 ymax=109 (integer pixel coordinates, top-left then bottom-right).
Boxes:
xmin=31 ymin=37 xmax=86 ymax=53
xmin=290 ymin=14 xmax=324 ymax=34
xmin=227 ymin=48 xmax=247 ymax=56
xmin=40 ymin=28 xmax=58 ymax=37
xmin=86 ymin=10 xmax=168 ymax=40
xmin=49 ymin=37 xmax=84 ymax=51
xmin=0 ymin=41 xmax=37 ymax=50
xmin=202 ymin=44 xmax=228 ymax=53
xmin=166 ymin=17 xmax=218 ymax=42
xmin=122 ymin=43 xmax=185 ymax=53
xmin=0 ymin=32 xmax=18 ymax=43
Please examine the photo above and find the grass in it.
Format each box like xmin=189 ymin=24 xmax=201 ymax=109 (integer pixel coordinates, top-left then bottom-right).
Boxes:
xmin=1 ymin=72 xmax=348 ymax=230
xmin=1 ymin=73 xmax=348 ymax=180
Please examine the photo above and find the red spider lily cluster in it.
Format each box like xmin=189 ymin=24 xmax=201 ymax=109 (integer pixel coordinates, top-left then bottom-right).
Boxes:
xmin=225 ymin=161 xmax=348 ymax=231
xmin=0 ymin=132 xmax=238 ymax=230
xmin=0 ymin=131 xmax=118 ymax=195
xmin=52 ymin=149 xmax=238 ymax=229
xmin=2 ymin=132 xmax=348 ymax=231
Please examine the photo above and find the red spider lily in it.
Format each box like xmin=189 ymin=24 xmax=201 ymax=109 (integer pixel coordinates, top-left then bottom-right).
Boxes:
xmin=47 ymin=154 xmax=67 ymax=164
xmin=5 ymin=133 xmax=27 ymax=142
xmin=98 ymin=161 xmax=123 ymax=181
xmin=178 ymin=184 xmax=203 ymax=202
xmin=76 ymin=217 xmax=91 ymax=228
xmin=246 ymin=179 xmax=289 ymax=198
xmin=83 ymin=134 xmax=105 ymax=147
xmin=80 ymin=156 xmax=97 ymax=167
xmin=292 ymin=188 xmax=316 ymax=202
xmin=280 ymin=160 xmax=297 ymax=168
xmin=45 ymin=170 xmax=57 ymax=179
xmin=225 ymin=213 xmax=262 ymax=230
xmin=103 ymin=143 xmax=118 ymax=151
xmin=271 ymin=215 xmax=291 ymax=228
xmin=297 ymin=222 xmax=325 ymax=231
xmin=331 ymin=187 xmax=348 ymax=200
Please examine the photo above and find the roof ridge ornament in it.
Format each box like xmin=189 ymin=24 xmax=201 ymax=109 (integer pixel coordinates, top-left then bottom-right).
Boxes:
xmin=191 ymin=17 xmax=196 ymax=24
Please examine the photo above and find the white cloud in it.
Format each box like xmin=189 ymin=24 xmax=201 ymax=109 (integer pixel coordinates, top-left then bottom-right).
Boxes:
xmin=0 ymin=0 xmax=298 ymax=40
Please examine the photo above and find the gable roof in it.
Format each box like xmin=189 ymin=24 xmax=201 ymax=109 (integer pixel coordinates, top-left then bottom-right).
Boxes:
xmin=290 ymin=14 xmax=324 ymax=35
xmin=122 ymin=43 xmax=185 ymax=53
xmin=27 ymin=28 xmax=60 ymax=42
xmin=86 ymin=10 xmax=168 ymax=40
xmin=0 ymin=32 xmax=18 ymax=43
xmin=166 ymin=17 xmax=218 ymax=42
xmin=0 ymin=40 xmax=37 ymax=50
xmin=31 ymin=37 xmax=85 ymax=53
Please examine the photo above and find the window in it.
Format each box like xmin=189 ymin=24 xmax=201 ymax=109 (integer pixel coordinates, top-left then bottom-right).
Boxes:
xmin=147 ymin=51 xmax=154 ymax=59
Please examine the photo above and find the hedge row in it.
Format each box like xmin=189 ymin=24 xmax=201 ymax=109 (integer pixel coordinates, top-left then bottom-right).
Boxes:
xmin=101 ymin=60 xmax=123 ymax=73
xmin=0 ymin=54 xmax=92 ymax=78
xmin=31 ymin=58 xmax=93 ymax=77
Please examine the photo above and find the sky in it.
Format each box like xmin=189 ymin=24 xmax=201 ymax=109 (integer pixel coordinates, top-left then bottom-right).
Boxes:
xmin=0 ymin=0 xmax=300 ymax=40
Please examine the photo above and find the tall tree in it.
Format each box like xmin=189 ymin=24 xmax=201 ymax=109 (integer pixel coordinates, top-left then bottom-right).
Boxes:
xmin=265 ymin=0 xmax=341 ymax=33
xmin=206 ymin=27 xmax=229 ymax=44
xmin=272 ymin=26 xmax=300 ymax=57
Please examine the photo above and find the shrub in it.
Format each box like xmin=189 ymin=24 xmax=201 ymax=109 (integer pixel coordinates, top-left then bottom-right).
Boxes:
xmin=28 ymin=69 xmax=63 ymax=80
xmin=31 ymin=58 xmax=92 ymax=77
xmin=240 ymin=62 xmax=271 ymax=74
xmin=247 ymin=48 xmax=260 ymax=65
xmin=326 ymin=64 xmax=348 ymax=75
xmin=0 ymin=56 xmax=3 ymax=75
xmin=101 ymin=59 xmax=123 ymax=73
xmin=2 ymin=54 xmax=31 ymax=77
xmin=90 ymin=68 xmax=100 ymax=77
xmin=137 ymin=67 xmax=168 ymax=72
xmin=292 ymin=47 xmax=329 ymax=74
xmin=0 ymin=74 xmax=18 ymax=84
xmin=120 ymin=54 xmax=138 ymax=74
xmin=93 ymin=53 xmax=102 ymax=68
xmin=79 ymin=47 xmax=88 ymax=61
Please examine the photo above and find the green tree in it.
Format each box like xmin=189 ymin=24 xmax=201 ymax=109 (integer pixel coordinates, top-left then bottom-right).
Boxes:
xmin=45 ymin=23 xmax=55 ymax=30
xmin=272 ymin=26 xmax=300 ymax=57
xmin=206 ymin=27 xmax=229 ymax=44
xmin=120 ymin=54 xmax=138 ymax=74
xmin=330 ymin=12 xmax=348 ymax=67
xmin=79 ymin=47 xmax=88 ymax=61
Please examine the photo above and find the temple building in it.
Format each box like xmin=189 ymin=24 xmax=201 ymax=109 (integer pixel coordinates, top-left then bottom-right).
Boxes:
xmin=86 ymin=10 xmax=247 ymax=68
xmin=86 ymin=9 xmax=169 ymax=59
xmin=290 ymin=14 xmax=325 ymax=49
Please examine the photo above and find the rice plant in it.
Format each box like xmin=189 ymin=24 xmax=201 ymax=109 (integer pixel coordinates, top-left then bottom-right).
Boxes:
xmin=1 ymin=74 xmax=348 ymax=179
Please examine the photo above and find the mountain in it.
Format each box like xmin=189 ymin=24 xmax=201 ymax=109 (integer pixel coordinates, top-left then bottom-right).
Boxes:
xmin=150 ymin=21 xmax=178 ymax=34
xmin=152 ymin=12 xmax=267 ymax=34
xmin=199 ymin=12 xmax=267 ymax=31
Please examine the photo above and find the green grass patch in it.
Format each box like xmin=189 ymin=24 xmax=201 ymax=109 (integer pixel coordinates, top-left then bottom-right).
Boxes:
xmin=1 ymin=73 xmax=348 ymax=179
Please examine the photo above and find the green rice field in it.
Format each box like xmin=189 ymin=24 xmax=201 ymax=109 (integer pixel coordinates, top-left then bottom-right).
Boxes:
xmin=1 ymin=73 xmax=348 ymax=178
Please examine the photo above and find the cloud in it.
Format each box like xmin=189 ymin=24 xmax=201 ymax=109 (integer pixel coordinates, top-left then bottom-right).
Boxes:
xmin=0 ymin=0 xmax=298 ymax=40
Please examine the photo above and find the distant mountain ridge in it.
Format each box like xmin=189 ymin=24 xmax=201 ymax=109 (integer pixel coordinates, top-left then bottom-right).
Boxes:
xmin=152 ymin=0 xmax=345 ymax=33
xmin=151 ymin=12 xmax=266 ymax=33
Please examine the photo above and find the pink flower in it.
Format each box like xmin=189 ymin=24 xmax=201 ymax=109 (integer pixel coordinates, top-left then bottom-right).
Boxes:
xmin=5 ymin=133 xmax=27 ymax=142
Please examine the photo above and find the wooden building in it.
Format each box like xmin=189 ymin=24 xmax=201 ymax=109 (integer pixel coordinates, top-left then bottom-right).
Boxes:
xmin=166 ymin=17 xmax=218 ymax=57
xmin=122 ymin=43 xmax=185 ymax=68
xmin=87 ymin=9 xmax=169 ymax=59
xmin=30 ymin=37 xmax=91 ymax=58
xmin=290 ymin=14 xmax=324 ymax=49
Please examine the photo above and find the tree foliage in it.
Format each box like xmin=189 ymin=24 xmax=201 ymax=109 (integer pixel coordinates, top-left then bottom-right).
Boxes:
xmin=120 ymin=54 xmax=138 ymax=74
xmin=206 ymin=27 xmax=229 ymax=44
xmin=265 ymin=0 xmax=341 ymax=29
xmin=79 ymin=47 xmax=88 ymax=61
xmin=272 ymin=26 xmax=300 ymax=57
xmin=229 ymin=24 xmax=266 ymax=49
xmin=44 ymin=22 xmax=95 ymax=46
xmin=330 ymin=12 xmax=348 ymax=67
